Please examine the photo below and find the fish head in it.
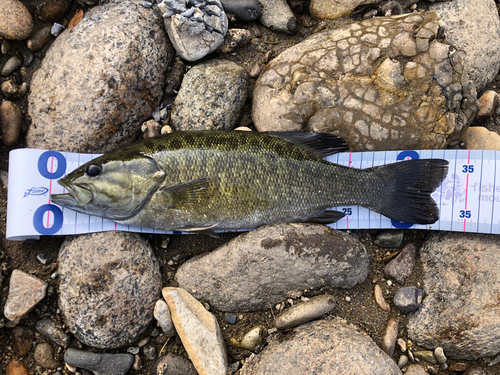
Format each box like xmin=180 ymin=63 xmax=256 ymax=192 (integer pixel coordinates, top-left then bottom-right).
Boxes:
xmin=51 ymin=153 xmax=166 ymax=221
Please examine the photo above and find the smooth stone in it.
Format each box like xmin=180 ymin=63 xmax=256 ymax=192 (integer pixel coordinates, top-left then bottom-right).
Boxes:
xmin=310 ymin=0 xmax=379 ymax=20
xmin=240 ymin=319 xmax=402 ymax=374
xmin=155 ymin=354 xmax=198 ymax=375
xmin=1 ymin=55 xmax=23 ymax=76
xmin=34 ymin=342 xmax=61 ymax=369
xmin=374 ymin=284 xmax=390 ymax=311
xmin=476 ymin=90 xmax=499 ymax=120
xmin=171 ymin=59 xmax=249 ymax=131
xmin=257 ymin=0 xmax=296 ymax=34
xmin=5 ymin=359 xmax=29 ymax=375
xmin=27 ymin=24 xmax=53 ymax=52
xmin=275 ymin=294 xmax=335 ymax=329
xmin=11 ymin=325 xmax=34 ymax=356
xmin=162 ymin=0 xmax=228 ymax=61
xmin=384 ymin=243 xmax=417 ymax=285
xmin=0 ymin=100 xmax=22 ymax=146
xmin=405 ymin=364 xmax=429 ymax=375
xmin=434 ymin=347 xmax=447 ymax=364
xmin=27 ymin=0 xmax=173 ymax=153
xmin=25 ymin=0 xmax=72 ymax=22
xmin=408 ymin=233 xmax=500 ymax=360
xmin=397 ymin=337 xmax=406 ymax=352
xmin=162 ymin=287 xmax=228 ymax=375
xmin=219 ymin=28 xmax=253 ymax=53
xmin=465 ymin=366 xmax=492 ymax=375
xmin=175 ymin=223 xmax=369 ymax=312
xmin=413 ymin=350 xmax=437 ymax=364
xmin=382 ymin=317 xmax=398 ymax=357
xmin=58 ymin=232 xmax=161 ymax=349
xmin=154 ymin=299 xmax=176 ymax=337
xmin=35 ymin=318 xmax=71 ymax=348
xmin=4 ymin=269 xmax=47 ymax=321
xmin=252 ymin=12 xmax=478 ymax=151
xmin=430 ymin=0 xmax=500 ymax=92
xmin=64 ymin=349 xmax=134 ymax=375
xmin=397 ymin=355 xmax=408 ymax=368
xmin=461 ymin=126 xmax=500 ymax=151
xmin=220 ymin=0 xmax=261 ymax=21
xmin=393 ymin=286 xmax=425 ymax=313
xmin=0 ymin=0 xmax=34 ymax=40
xmin=374 ymin=230 xmax=404 ymax=248
xmin=225 ymin=314 xmax=237 ymax=324
xmin=231 ymin=325 xmax=267 ymax=350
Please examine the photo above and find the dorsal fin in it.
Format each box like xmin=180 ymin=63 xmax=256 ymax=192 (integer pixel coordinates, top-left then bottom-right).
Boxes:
xmin=269 ymin=131 xmax=350 ymax=157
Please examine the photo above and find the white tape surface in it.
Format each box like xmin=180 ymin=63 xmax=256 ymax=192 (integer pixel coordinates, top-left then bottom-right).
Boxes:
xmin=6 ymin=148 xmax=500 ymax=241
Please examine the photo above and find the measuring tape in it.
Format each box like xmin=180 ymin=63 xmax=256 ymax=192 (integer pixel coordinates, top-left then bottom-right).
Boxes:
xmin=6 ymin=148 xmax=500 ymax=241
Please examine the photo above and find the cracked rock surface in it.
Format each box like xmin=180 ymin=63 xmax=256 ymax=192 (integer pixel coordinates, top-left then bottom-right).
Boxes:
xmin=252 ymin=12 xmax=479 ymax=151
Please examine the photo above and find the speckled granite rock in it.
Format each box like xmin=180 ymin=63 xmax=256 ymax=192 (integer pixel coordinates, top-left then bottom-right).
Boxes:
xmin=252 ymin=12 xmax=478 ymax=151
xmin=240 ymin=319 xmax=402 ymax=374
xmin=27 ymin=0 xmax=173 ymax=153
xmin=171 ymin=59 xmax=249 ymax=131
xmin=408 ymin=233 xmax=500 ymax=360
xmin=58 ymin=232 xmax=161 ymax=349
xmin=175 ymin=223 xmax=369 ymax=312
xmin=0 ymin=0 xmax=34 ymax=40
xmin=430 ymin=0 xmax=500 ymax=93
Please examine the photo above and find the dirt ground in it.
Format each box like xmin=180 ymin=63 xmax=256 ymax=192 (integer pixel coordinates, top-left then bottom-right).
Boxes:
xmin=1 ymin=0 xmax=500 ymax=373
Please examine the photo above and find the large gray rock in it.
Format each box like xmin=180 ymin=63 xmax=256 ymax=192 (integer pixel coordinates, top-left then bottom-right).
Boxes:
xmin=240 ymin=319 xmax=402 ymax=375
xmin=252 ymin=12 xmax=478 ymax=151
xmin=175 ymin=223 xmax=369 ymax=312
xmin=430 ymin=0 xmax=500 ymax=93
xmin=408 ymin=233 xmax=500 ymax=360
xmin=171 ymin=59 xmax=249 ymax=131
xmin=58 ymin=232 xmax=161 ymax=349
xmin=27 ymin=0 xmax=173 ymax=153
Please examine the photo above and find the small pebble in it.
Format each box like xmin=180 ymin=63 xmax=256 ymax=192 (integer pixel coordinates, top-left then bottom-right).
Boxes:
xmin=230 ymin=325 xmax=267 ymax=350
xmin=476 ymin=90 xmax=499 ymax=120
xmin=449 ymin=362 xmax=468 ymax=372
xmin=127 ymin=347 xmax=140 ymax=355
xmin=1 ymin=79 xmax=19 ymax=97
xmin=4 ymin=269 xmax=47 ymax=321
xmin=36 ymin=253 xmax=48 ymax=265
xmin=1 ymin=55 xmax=23 ymax=76
xmin=34 ymin=342 xmax=61 ymax=369
xmin=155 ymin=354 xmax=197 ymax=375
xmin=405 ymin=364 xmax=429 ymax=374
xmin=393 ymin=286 xmax=425 ymax=313
xmin=249 ymin=63 xmax=262 ymax=78
xmin=6 ymin=359 xmax=29 ymax=375
xmin=154 ymin=299 xmax=176 ymax=337
xmin=397 ymin=338 xmax=406 ymax=352
xmin=143 ymin=345 xmax=156 ymax=360
xmin=274 ymin=294 xmax=335 ymax=329
xmin=161 ymin=125 xmax=173 ymax=134
xmin=382 ymin=317 xmax=398 ymax=357
xmin=434 ymin=347 xmax=447 ymax=364
xmin=398 ymin=355 xmax=408 ymax=368
xmin=11 ymin=325 xmax=34 ymax=356
xmin=413 ymin=350 xmax=437 ymax=364
xmin=36 ymin=319 xmax=71 ymax=348
xmin=132 ymin=354 xmax=141 ymax=371
xmin=50 ymin=23 xmax=64 ymax=36
xmin=225 ymin=313 xmax=237 ymax=324
xmin=64 ymin=349 xmax=134 ymax=375
xmin=374 ymin=284 xmax=390 ymax=311
xmin=374 ymin=230 xmax=404 ymax=248
xmin=219 ymin=29 xmax=253 ymax=54
xmin=384 ymin=243 xmax=417 ymax=285
xmin=27 ymin=25 xmax=53 ymax=52
xmin=465 ymin=365 xmax=492 ymax=375
xmin=141 ymin=119 xmax=161 ymax=139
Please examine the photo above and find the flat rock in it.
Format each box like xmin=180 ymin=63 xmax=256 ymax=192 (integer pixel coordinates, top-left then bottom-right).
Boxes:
xmin=171 ymin=59 xmax=249 ymax=131
xmin=257 ymin=0 xmax=296 ymax=34
xmin=310 ymin=0 xmax=379 ymax=20
xmin=240 ymin=319 xmax=402 ymax=374
xmin=64 ymin=349 xmax=134 ymax=375
xmin=162 ymin=287 xmax=228 ymax=375
xmin=408 ymin=233 xmax=500 ymax=360
xmin=160 ymin=0 xmax=228 ymax=61
xmin=461 ymin=126 xmax=500 ymax=151
xmin=58 ymin=232 xmax=161 ymax=349
xmin=0 ymin=0 xmax=34 ymax=40
xmin=252 ymin=12 xmax=479 ymax=151
xmin=430 ymin=0 xmax=500 ymax=93
xmin=4 ymin=269 xmax=47 ymax=321
xmin=27 ymin=0 xmax=173 ymax=153
xmin=176 ymin=223 xmax=369 ymax=312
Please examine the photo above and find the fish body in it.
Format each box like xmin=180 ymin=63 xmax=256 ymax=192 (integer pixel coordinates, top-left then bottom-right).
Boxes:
xmin=51 ymin=131 xmax=448 ymax=231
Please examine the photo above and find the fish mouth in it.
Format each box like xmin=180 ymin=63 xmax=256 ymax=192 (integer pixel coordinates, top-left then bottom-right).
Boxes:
xmin=51 ymin=180 xmax=93 ymax=207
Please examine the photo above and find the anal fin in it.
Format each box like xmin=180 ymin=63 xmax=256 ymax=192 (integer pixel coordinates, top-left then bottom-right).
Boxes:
xmin=175 ymin=223 xmax=220 ymax=238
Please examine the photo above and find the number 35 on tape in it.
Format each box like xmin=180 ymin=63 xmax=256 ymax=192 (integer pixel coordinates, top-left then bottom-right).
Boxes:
xmin=6 ymin=148 xmax=500 ymax=241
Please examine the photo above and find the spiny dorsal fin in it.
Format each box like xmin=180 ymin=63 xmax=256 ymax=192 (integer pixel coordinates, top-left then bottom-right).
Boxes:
xmin=269 ymin=131 xmax=349 ymax=158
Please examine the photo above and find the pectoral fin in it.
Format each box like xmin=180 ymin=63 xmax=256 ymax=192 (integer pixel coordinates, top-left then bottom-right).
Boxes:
xmin=305 ymin=209 xmax=345 ymax=224
xmin=160 ymin=177 xmax=211 ymax=209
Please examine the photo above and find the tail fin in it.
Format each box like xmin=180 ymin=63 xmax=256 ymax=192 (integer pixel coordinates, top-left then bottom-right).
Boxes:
xmin=369 ymin=159 xmax=448 ymax=224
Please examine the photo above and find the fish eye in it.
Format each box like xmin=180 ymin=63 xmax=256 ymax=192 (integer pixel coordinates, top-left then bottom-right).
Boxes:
xmin=86 ymin=163 xmax=102 ymax=177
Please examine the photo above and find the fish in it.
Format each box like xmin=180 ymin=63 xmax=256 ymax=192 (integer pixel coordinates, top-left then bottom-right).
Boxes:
xmin=50 ymin=131 xmax=449 ymax=232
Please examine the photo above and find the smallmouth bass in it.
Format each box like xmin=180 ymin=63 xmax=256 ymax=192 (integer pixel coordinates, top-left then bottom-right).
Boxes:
xmin=50 ymin=131 xmax=448 ymax=231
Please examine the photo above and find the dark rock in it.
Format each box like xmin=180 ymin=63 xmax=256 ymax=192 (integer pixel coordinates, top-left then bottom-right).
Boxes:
xmin=374 ymin=230 xmax=404 ymax=248
xmin=384 ymin=243 xmax=417 ymax=284
xmin=221 ymin=0 xmax=261 ymax=20
xmin=394 ymin=286 xmax=424 ymax=313
xmin=25 ymin=0 xmax=71 ymax=22
xmin=36 ymin=319 xmax=70 ymax=348
xmin=34 ymin=343 xmax=61 ymax=369
xmin=64 ymin=349 xmax=134 ymax=375
xmin=0 ymin=99 xmax=22 ymax=146
xmin=465 ymin=365 xmax=492 ymax=375
xmin=155 ymin=354 xmax=197 ymax=375
xmin=11 ymin=326 xmax=34 ymax=356
xmin=225 ymin=314 xmax=237 ymax=324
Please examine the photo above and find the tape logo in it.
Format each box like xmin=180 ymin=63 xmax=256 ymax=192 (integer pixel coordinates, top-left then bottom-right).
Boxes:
xmin=23 ymin=187 xmax=49 ymax=197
